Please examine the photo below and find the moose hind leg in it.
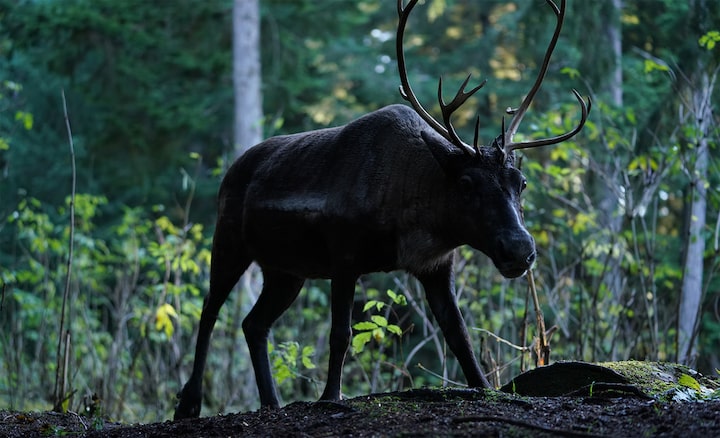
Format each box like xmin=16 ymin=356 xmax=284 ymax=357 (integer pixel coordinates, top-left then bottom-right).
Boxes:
xmin=417 ymin=262 xmax=491 ymax=389
xmin=319 ymin=275 xmax=357 ymax=401
xmin=242 ymin=269 xmax=304 ymax=408
xmin=175 ymin=222 xmax=251 ymax=420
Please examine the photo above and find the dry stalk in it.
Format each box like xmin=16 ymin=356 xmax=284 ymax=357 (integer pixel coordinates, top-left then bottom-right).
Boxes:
xmin=53 ymin=89 xmax=76 ymax=412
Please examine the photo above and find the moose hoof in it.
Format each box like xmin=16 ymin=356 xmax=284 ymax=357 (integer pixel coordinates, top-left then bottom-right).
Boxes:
xmin=174 ymin=394 xmax=201 ymax=420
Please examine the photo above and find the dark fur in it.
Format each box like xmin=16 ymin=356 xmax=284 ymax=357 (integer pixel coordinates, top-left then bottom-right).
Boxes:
xmin=174 ymin=104 xmax=535 ymax=418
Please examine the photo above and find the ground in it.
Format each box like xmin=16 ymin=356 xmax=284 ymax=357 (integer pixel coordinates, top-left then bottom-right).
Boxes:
xmin=2 ymin=362 xmax=719 ymax=437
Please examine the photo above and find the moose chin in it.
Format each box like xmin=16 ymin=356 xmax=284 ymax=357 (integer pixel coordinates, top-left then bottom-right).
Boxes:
xmin=174 ymin=0 xmax=589 ymax=420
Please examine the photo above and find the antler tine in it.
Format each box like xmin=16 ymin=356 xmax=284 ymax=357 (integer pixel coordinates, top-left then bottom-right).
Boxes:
xmin=472 ymin=115 xmax=481 ymax=154
xmin=397 ymin=0 xmax=480 ymax=156
xmin=508 ymin=89 xmax=591 ymax=151
xmin=438 ymin=75 xmax=487 ymax=155
xmin=504 ymin=0 xmax=568 ymax=152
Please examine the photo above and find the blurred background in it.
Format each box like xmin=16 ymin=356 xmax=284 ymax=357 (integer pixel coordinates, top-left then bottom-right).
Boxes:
xmin=1 ymin=0 xmax=718 ymax=423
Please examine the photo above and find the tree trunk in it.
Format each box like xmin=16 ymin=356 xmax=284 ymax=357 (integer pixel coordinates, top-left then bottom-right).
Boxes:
xmin=593 ymin=0 xmax=624 ymax=361
xmin=232 ymin=0 xmax=265 ymax=409
xmin=233 ymin=0 xmax=263 ymax=157
xmin=607 ymin=0 xmax=623 ymax=108
xmin=677 ymin=69 xmax=713 ymax=366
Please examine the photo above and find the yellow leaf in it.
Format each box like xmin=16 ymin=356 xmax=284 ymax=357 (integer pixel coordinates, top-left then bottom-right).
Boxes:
xmin=155 ymin=216 xmax=178 ymax=235
xmin=61 ymin=397 xmax=70 ymax=413
xmin=678 ymin=373 xmax=701 ymax=391
xmin=550 ymin=147 xmax=569 ymax=161
xmin=534 ymin=230 xmax=550 ymax=246
xmin=372 ymin=328 xmax=385 ymax=342
xmin=155 ymin=303 xmax=178 ymax=337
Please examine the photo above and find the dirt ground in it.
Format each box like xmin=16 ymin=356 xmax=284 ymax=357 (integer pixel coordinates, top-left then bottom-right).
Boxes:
xmin=2 ymin=362 xmax=719 ymax=437
xmin=1 ymin=388 xmax=718 ymax=437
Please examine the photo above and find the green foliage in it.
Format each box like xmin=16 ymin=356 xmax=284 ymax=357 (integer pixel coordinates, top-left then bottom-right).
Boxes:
xmin=1 ymin=192 xmax=212 ymax=421
xmin=269 ymin=341 xmax=317 ymax=385
xmin=1 ymin=0 xmax=719 ymax=424
xmin=699 ymin=31 xmax=720 ymax=50
xmin=1 ymin=0 xmax=231 ymax=206
xmin=352 ymin=290 xmax=406 ymax=354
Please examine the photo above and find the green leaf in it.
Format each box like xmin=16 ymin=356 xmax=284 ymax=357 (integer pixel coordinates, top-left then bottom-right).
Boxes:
xmin=301 ymin=355 xmax=315 ymax=370
xmin=386 ymin=324 xmax=403 ymax=336
xmin=353 ymin=321 xmax=378 ymax=331
xmin=363 ymin=300 xmax=384 ymax=312
xmin=560 ymin=66 xmax=580 ymax=79
xmin=14 ymin=111 xmax=33 ymax=130
xmin=643 ymin=59 xmax=670 ymax=74
xmin=699 ymin=30 xmax=720 ymax=50
xmin=301 ymin=345 xmax=316 ymax=369
xmin=274 ymin=363 xmax=292 ymax=384
xmin=370 ymin=315 xmax=388 ymax=327
xmin=352 ymin=331 xmax=373 ymax=353
xmin=387 ymin=289 xmax=407 ymax=306
xmin=625 ymin=108 xmax=636 ymax=125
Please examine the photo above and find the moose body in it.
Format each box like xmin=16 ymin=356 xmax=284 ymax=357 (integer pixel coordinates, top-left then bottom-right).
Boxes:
xmin=174 ymin=104 xmax=533 ymax=419
xmin=232 ymin=104 xmax=532 ymax=279
xmin=175 ymin=0 xmax=588 ymax=420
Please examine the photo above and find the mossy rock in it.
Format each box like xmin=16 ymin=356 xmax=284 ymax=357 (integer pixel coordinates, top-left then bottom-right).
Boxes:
xmin=601 ymin=360 xmax=720 ymax=401
xmin=500 ymin=360 xmax=720 ymax=401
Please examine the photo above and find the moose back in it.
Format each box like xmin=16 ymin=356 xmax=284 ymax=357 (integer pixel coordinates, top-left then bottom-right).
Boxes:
xmin=174 ymin=0 xmax=588 ymax=419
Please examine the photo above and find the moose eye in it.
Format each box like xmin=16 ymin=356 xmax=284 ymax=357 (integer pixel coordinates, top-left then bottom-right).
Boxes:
xmin=459 ymin=175 xmax=473 ymax=193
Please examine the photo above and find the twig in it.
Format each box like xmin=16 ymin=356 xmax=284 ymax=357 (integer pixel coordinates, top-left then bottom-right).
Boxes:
xmin=473 ymin=328 xmax=528 ymax=351
xmin=53 ymin=89 xmax=76 ymax=412
xmin=527 ymin=269 xmax=550 ymax=366
xmin=416 ymin=363 xmax=465 ymax=387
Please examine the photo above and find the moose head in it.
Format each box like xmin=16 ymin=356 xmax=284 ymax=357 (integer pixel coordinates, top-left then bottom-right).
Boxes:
xmin=394 ymin=0 xmax=589 ymax=278
xmin=174 ymin=0 xmax=589 ymax=419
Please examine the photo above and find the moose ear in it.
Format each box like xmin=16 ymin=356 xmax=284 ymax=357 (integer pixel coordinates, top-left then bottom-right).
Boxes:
xmin=421 ymin=131 xmax=467 ymax=175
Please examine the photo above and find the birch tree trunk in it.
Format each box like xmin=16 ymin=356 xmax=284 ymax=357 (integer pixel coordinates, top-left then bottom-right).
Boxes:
xmin=592 ymin=0 xmax=624 ymax=361
xmin=607 ymin=0 xmax=623 ymax=108
xmin=232 ymin=0 xmax=264 ymax=409
xmin=677 ymin=69 xmax=714 ymax=366
xmin=233 ymin=0 xmax=262 ymax=157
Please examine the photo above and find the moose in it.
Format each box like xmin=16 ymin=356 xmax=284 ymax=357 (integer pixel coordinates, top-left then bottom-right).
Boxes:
xmin=175 ymin=0 xmax=589 ymax=419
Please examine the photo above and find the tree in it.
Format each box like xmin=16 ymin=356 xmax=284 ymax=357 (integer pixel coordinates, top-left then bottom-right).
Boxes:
xmin=1 ymin=0 xmax=233 ymax=206
xmin=234 ymin=0 xmax=262 ymax=157
xmin=677 ymin=52 xmax=718 ymax=365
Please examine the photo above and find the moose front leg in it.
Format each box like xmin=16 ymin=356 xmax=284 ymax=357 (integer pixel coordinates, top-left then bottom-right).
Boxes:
xmin=417 ymin=261 xmax=491 ymax=389
xmin=319 ymin=275 xmax=357 ymax=401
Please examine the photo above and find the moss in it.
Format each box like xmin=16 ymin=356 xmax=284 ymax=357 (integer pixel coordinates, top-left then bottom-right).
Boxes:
xmin=599 ymin=361 xmax=720 ymax=402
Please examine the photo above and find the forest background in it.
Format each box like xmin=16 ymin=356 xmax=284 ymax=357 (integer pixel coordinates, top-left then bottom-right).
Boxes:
xmin=1 ymin=0 xmax=719 ymax=425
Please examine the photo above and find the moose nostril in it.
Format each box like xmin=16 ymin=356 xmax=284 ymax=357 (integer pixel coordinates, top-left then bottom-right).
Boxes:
xmin=526 ymin=251 xmax=536 ymax=265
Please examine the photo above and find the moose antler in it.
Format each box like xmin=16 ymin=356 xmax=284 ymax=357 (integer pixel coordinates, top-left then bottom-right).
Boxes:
xmin=502 ymin=0 xmax=590 ymax=154
xmin=397 ymin=0 xmax=484 ymax=156
xmin=396 ymin=0 xmax=590 ymax=158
